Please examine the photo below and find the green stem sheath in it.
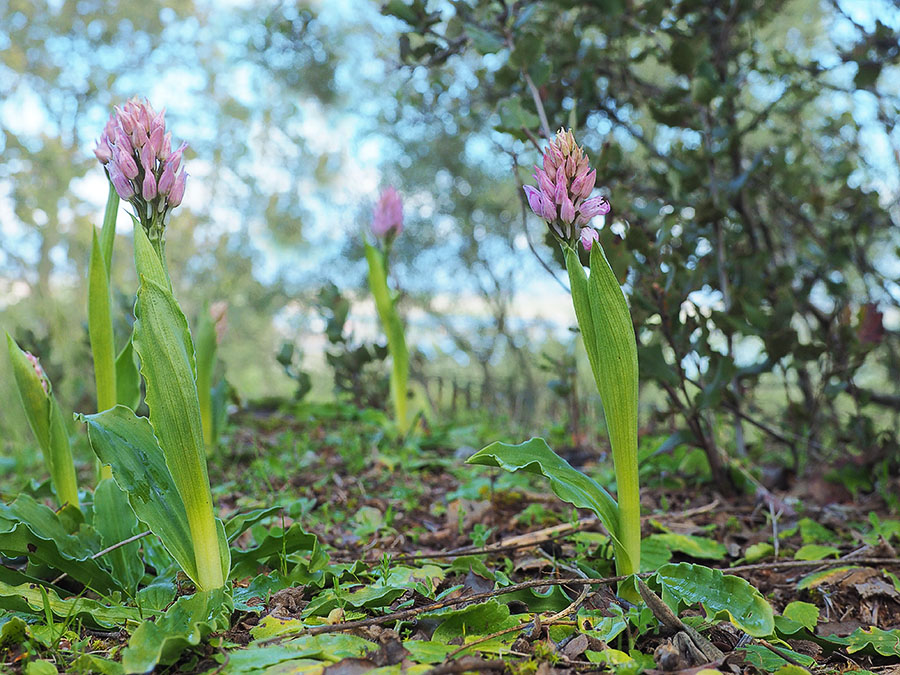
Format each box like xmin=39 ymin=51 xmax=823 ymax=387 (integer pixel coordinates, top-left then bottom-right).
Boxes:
xmin=565 ymin=245 xmax=641 ymax=584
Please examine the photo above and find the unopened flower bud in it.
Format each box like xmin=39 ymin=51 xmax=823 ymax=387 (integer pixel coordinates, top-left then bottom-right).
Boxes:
xmin=168 ymin=170 xmax=187 ymax=208
xmin=580 ymin=227 xmax=600 ymax=251
xmin=560 ymin=193 xmax=576 ymax=224
xmin=142 ymin=170 xmax=157 ymax=200
xmin=24 ymin=352 xmax=49 ymax=395
xmin=372 ymin=186 xmax=404 ymax=238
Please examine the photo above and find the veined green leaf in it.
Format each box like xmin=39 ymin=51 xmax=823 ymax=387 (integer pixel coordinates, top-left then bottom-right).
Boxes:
xmin=89 ymin=228 xmax=117 ymax=413
xmin=365 ymin=242 xmax=410 ymax=433
xmin=0 ymin=580 xmax=148 ymax=628
xmin=585 ymin=244 xmax=640 ymax=576
xmin=93 ymin=478 xmax=144 ymax=593
xmin=656 ymin=562 xmax=775 ymax=637
xmin=122 ymin=589 xmax=230 ymax=673
xmin=0 ymin=495 xmax=118 ymax=592
xmin=467 ymin=438 xmax=624 ymax=561
xmin=131 ymin=227 xmax=228 ymax=589
xmin=133 ymin=277 xmax=228 ymax=587
xmin=81 ymin=406 xmax=198 ymax=586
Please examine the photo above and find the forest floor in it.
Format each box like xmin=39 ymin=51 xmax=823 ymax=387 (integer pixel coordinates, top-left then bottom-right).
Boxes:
xmin=3 ymin=402 xmax=900 ymax=674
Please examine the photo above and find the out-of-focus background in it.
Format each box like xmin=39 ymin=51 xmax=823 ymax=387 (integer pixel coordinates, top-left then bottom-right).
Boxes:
xmin=1 ymin=0 xmax=899 ymax=490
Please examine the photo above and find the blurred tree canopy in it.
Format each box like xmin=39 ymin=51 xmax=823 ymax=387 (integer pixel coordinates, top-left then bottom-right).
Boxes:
xmin=383 ymin=0 xmax=900 ymax=485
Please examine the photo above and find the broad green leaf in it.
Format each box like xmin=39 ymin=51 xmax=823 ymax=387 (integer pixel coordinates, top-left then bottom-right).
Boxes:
xmin=224 ymin=506 xmax=282 ymax=542
xmin=230 ymin=523 xmax=320 ymax=579
xmin=744 ymin=542 xmax=775 ymax=562
xmin=794 ymin=544 xmax=839 ymax=561
xmin=365 ymin=242 xmax=410 ymax=433
xmin=425 ymin=600 xmax=517 ymax=641
xmin=740 ymin=644 xmax=816 ymax=669
xmin=93 ymin=478 xmax=143 ymax=593
xmin=783 ymin=601 xmax=819 ymax=630
xmin=81 ymin=406 xmax=198 ymax=585
xmin=467 ymin=438 xmax=623 ymax=558
xmin=0 ymin=615 xmax=28 ymax=647
xmin=132 ymin=228 xmax=229 ymax=589
xmin=88 ymin=228 xmax=117 ymax=412
xmin=843 ymin=626 xmax=900 ymax=656
xmin=0 ymin=580 xmax=148 ymax=628
xmin=24 ymin=660 xmax=57 ymax=675
xmin=0 ymin=495 xmax=117 ymax=592
xmin=304 ymin=584 xmax=406 ymax=617
xmin=499 ymin=585 xmax=572 ymax=612
xmin=656 ymin=562 xmax=775 ymax=637
xmin=6 ymin=334 xmax=79 ymax=509
xmin=797 ymin=566 xmax=858 ymax=591
xmin=70 ymin=655 xmax=124 ymax=675
xmin=122 ymin=589 xmax=230 ymax=673
xmin=585 ymin=244 xmax=640 ymax=575
xmin=648 ymin=533 xmax=728 ymax=561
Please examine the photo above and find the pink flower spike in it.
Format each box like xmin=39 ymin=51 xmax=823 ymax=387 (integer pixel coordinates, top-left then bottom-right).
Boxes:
xmin=168 ymin=170 xmax=187 ymax=208
xmin=581 ymin=227 xmax=600 ymax=251
xmin=372 ymin=186 xmax=404 ymax=238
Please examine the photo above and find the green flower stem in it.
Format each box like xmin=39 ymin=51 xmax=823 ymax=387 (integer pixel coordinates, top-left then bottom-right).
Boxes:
xmin=365 ymin=242 xmax=411 ymax=434
xmin=565 ymin=245 xmax=640 ymax=583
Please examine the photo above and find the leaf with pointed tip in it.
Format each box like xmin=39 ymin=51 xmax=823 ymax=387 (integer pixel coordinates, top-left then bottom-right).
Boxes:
xmin=467 ymin=438 xmax=624 ymax=559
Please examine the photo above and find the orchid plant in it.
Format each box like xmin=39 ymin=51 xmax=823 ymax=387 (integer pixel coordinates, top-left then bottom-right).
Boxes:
xmin=6 ymin=338 xmax=80 ymax=510
xmin=468 ymin=129 xmax=640 ymax=596
xmin=81 ymin=99 xmax=229 ymax=591
xmin=365 ymin=187 xmax=412 ymax=435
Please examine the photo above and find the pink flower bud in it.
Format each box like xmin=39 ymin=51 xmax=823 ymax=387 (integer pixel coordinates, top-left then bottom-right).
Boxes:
xmin=560 ymin=193 xmax=576 ymax=224
xmin=578 ymin=195 xmax=611 ymax=220
xmin=131 ymin=123 xmax=149 ymax=149
xmin=167 ymin=142 xmax=187 ymax=173
xmin=148 ymin=125 xmax=164 ymax=158
xmin=157 ymin=162 xmax=176 ymax=195
xmin=168 ymin=170 xmax=187 ymax=208
xmin=580 ymin=227 xmax=600 ymax=251
xmin=372 ymin=186 xmax=404 ymax=238
xmin=533 ymin=167 xmax=555 ymax=199
xmin=93 ymin=138 xmax=112 ymax=164
xmin=541 ymin=196 xmax=557 ymax=222
xmin=571 ymin=169 xmax=596 ymax=200
xmin=523 ymin=185 xmax=544 ymax=218
xmin=159 ymin=132 xmax=172 ymax=160
xmin=114 ymin=145 xmax=139 ymax=180
xmin=554 ymin=171 xmax=567 ymax=205
xmin=142 ymin=169 xmax=157 ymax=200
xmin=108 ymin=162 xmax=135 ymax=200
xmin=25 ymin=352 xmax=50 ymax=395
